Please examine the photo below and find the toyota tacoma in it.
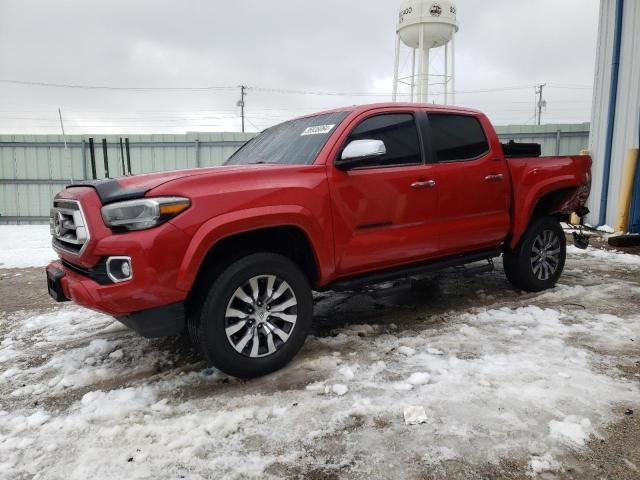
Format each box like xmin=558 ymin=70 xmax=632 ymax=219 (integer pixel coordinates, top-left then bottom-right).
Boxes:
xmin=46 ymin=103 xmax=592 ymax=378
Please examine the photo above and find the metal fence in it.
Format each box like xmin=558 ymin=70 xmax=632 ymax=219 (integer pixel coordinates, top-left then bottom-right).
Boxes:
xmin=495 ymin=123 xmax=590 ymax=157
xmin=0 ymin=124 xmax=590 ymax=224
xmin=0 ymin=132 xmax=254 ymax=223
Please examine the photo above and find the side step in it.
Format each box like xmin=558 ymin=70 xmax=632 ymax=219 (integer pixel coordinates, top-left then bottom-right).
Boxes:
xmin=459 ymin=259 xmax=494 ymax=278
xmin=326 ymin=248 xmax=502 ymax=292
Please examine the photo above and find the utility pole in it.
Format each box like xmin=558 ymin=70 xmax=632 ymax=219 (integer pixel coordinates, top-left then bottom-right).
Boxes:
xmin=535 ymin=83 xmax=547 ymax=125
xmin=58 ymin=107 xmax=73 ymax=181
xmin=237 ymin=85 xmax=246 ymax=133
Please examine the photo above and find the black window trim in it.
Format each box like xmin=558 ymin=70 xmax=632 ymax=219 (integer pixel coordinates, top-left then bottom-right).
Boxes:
xmin=335 ymin=110 xmax=428 ymax=171
xmin=425 ymin=112 xmax=491 ymax=164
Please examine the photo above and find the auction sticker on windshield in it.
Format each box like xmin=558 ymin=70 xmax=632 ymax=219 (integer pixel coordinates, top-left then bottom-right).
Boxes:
xmin=300 ymin=124 xmax=335 ymax=136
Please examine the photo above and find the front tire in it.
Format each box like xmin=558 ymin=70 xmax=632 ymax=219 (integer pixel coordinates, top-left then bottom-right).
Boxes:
xmin=189 ymin=252 xmax=313 ymax=378
xmin=503 ymin=216 xmax=566 ymax=292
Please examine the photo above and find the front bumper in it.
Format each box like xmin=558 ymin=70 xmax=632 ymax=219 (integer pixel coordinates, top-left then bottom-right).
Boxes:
xmin=46 ymin=261 xmax=186 ymax=337
xmin=45 ymin=247 xmax=188 ymax=315
xmin=46 ymin=186 xmax=194 ymax=337
xmin=46 ymin=206 xmax=191 ymax=321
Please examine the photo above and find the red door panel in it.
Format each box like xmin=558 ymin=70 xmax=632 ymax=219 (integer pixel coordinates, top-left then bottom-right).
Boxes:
xmin=425 ymin=113 xmax=511 ymax=254
xmin=435 ymin=156 xmax=510 ymax=254
xmin=329 ymin=164 xmax=439 ymax=275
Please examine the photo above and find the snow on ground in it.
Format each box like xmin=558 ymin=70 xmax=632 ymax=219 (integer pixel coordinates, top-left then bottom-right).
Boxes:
xmin=3 ymin=300 xmax=638 ymax=479
xmin=568 ymin=244 xmax=640 ymax=266
xmin=0 ymin=231 xmax=639 ymax=478
xmin=0 ymin=225 xmax=55 ymax=268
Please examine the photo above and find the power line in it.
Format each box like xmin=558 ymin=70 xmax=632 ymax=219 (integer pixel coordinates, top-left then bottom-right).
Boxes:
xmin=547 ymin=83 xmax=593 ymax=90
xmin=0 ymin=79 xmax=237 ymax=91
xmin=244 ymin=117 xmax=262 ymax=131
xmin=0 ymin=103 xmax=592 ymax=123
xmin=1 ymin=78 xmax=549 ymax=97
xmin=248 ymin=85 xmax=536 ymax=97
xmin=0 ymin=79 xmax=594 ymax=133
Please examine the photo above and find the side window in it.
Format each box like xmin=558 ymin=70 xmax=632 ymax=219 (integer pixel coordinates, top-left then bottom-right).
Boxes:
xmin=427 ymin=114 xmax=490 ymax=162
xmin=347 ymin=113 xmax=422 ymax=167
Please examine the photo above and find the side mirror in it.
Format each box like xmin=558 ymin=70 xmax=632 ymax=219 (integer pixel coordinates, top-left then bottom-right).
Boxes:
xmin=335 ymin=139 xmax=387 ymax=171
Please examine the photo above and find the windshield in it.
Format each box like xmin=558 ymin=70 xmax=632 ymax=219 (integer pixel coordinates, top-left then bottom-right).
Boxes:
xmin=226 ymin=111 xmax=349 ymax=166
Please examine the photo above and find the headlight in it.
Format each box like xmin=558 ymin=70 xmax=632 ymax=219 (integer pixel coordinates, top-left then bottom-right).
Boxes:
xmin=101 ymin=197 xmax=190 ymax=231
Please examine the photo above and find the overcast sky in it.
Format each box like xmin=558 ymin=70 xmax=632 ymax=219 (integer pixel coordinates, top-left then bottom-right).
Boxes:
xmin=0 ymin=0 xmax=600 ymax=134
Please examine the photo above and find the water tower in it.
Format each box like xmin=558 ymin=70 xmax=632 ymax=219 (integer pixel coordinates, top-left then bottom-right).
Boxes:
xmin=392 ymin=1 xmax=459 ymax=104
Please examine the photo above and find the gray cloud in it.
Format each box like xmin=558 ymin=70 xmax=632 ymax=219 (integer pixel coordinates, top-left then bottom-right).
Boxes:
xmin=0 ymin=0 xmax=599 ymax=133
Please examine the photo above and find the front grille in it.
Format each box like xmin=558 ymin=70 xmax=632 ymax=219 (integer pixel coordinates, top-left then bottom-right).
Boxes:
xmin=50 ymin=199 xmax=90 ymax=255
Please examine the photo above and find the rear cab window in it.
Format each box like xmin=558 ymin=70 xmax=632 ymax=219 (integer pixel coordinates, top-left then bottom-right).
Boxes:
xmin=427 ymin=114 xmax=490 ymax=162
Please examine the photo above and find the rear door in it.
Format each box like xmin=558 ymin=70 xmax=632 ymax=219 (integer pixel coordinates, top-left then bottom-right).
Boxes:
xmin=423 ymin=112 xmax=511 ymax=254
xmin=327 ymin=110 xmax=440 ymax=276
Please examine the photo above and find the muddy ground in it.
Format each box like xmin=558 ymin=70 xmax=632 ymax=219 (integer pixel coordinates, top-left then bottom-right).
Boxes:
xmin=1 ymin=237 xmax=639 ymax=479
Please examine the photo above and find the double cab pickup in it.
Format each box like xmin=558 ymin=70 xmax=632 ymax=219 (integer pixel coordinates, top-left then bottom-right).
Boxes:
xmin=46 ymin=103 xmax=591 ymax=377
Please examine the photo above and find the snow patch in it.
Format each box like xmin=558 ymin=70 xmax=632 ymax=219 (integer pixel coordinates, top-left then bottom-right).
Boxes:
xmin=407 ymin=372 xmax=431 ymax=385
xmin=549 ymin=417 xmax=592 ymax=445
xmin=568 ymin=245 xmax=640 ymax=266
xmin=397 ymin=346 xmax=416 ymax=356
xmin=421 ymin=446 xmax=458 ymax=466
xmin=331 ymin=384 xmax=349 ymax=396
xmin=404 ymin=406 xmax=427 ymax=425
xmin=0 ymin=225 xmax=56 ymax=268
xmin=338 ymin=366 xmax=355 ymax=380
xmin=596 ymin=225 xmax=615 ymax=233
xmin=528 ymin=453 xmax=560 ymax=474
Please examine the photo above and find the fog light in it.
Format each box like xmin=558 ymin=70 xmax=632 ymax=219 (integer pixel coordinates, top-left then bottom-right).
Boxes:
xmin=106 ymin=256 xmax=133 ymax=283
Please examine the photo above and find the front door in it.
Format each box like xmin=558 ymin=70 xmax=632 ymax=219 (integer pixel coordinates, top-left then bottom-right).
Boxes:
xmin=328 ymin=111 xmax=440 ymax=276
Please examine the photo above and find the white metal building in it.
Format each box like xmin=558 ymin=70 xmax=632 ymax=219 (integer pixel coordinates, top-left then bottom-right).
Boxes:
xmin=588 ymin=0 xmax=640 ymax=231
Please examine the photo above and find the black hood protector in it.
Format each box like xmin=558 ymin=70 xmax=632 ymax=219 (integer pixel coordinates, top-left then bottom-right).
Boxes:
xmin=66 ymin=179 xmax=148 ymax=205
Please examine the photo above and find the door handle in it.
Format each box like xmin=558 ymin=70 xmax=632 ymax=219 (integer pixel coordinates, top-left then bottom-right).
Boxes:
xmin=411 ymin=180 xmax=436 ymax=189
xmin=484 ymin=174 xmax=504 ymax=182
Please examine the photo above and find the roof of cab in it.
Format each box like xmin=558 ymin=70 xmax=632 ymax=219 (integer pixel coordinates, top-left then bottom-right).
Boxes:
xmin=296 ymin=102 xmax=484 ymax=120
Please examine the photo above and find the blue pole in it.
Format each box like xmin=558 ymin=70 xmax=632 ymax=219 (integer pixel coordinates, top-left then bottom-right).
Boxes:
xmin=598 ymin=0 xmax=625 ymax=226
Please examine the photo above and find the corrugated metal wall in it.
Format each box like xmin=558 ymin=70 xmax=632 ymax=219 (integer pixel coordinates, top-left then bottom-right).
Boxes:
xmin=0 ymin=125 xmax=590 ymax=224
xmin=588 ymin=0 xmax=640 ymax=227
xmin=0 ymin=132 xmax=254 ymax=223
xmin=495 ymin=124 xmax=590 ymax=157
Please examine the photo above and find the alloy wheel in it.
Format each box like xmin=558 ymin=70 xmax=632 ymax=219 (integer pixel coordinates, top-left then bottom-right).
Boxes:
xmin=224 ymin=275 xmax=298 ymax=358
xmin=530 ymin=229 xmax=561 ymax=281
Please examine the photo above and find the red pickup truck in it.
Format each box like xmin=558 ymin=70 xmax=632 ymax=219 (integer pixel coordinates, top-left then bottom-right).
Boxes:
xmin=46 ymin=103 xmax=591 ymax=377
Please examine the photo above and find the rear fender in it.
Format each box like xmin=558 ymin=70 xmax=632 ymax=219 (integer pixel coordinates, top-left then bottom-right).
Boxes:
xmin=509 ymin=175 xmax=581 ymax=248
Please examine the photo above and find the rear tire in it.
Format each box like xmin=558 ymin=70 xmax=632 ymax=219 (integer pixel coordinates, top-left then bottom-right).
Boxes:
xmin=503 ymin=216 xmax=566 ymax=292
xmin=188 ymin=252 xmax=313 ymax=378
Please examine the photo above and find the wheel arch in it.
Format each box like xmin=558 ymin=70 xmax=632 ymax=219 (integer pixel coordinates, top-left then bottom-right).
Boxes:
xmin=509 ymin=183 xmax=579 ymax=248
xmin=177 ymin=206 xmax=330 ymax=295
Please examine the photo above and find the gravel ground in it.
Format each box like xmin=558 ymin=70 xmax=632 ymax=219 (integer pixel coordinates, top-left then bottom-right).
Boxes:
xmin=0 ymin=236 xmax=639 ymax=479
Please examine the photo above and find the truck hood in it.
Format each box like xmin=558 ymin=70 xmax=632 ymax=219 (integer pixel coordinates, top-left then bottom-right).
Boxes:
xmin=67 ymin=165 xmax=267 ymax=205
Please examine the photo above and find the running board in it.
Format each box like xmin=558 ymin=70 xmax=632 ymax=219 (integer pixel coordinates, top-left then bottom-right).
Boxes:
xmin=326 ymin=248 xmax=502 ymax=292
xmin=459 ymin=259 xmax=494 ymax=278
